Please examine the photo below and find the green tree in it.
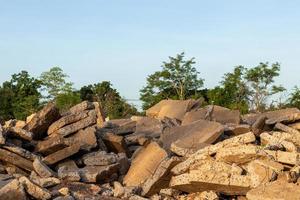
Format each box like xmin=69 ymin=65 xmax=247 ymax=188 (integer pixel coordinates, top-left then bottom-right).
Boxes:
xmin=80 ymin=81 xmax=138 ymax=119
xmin=140 ymin=52 xmax=204 ymax=110
xmin=40 ymin=67 xmax=73 ymax=100
xmin=287 ymin=86 xmax=300 ymax=108
xmin=40 ymin=67 xmax=80 ymax=111
xmin=0 ymin=71 xmax=42 ymax=120
xmin=208 ymin=66 xmax=249 ymax=113
xmin=245 ymin=62 xmax=285 ymax=112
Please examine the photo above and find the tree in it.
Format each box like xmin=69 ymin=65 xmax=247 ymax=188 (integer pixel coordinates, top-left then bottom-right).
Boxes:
xmin=287 ymin=86 xmax=300 ymax=108
xmin=0 ymin=71 xmax=42 ymax=120
xmin=40 ymin=67 xmax=80 ymax=111
xmin=80 ymin=81 xmax=138 ymax=119
xmin=40 ymin=67 xmax=73 ymax=100
xmin=244 ymin=62 xmax=285 ymax=112
xmin=140 ymin=52 xmax=204 ymax=110
xmin=208 ymin=66 xmax=249 ymax=113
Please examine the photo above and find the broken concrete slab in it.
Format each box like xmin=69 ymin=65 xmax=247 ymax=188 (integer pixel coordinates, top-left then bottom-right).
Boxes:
xmin=43 ymin=144 xmax=81 ymax=165
xmin=19 ymin=176 xmax=52 ymax=199
xmin=170 ymin=160 xmax=251 ymax=195
xmin=246 ymin=179 xmax=300 ymax=200
xmin=82 ymin=151 xmax=117 ymax=166
xmin=225 ymin=124 xmax=251 ymax=136
xmin=2 ymin=144 xmax=38 ymax=161
xmin=64 ymin=126 xmax=98 ymax=151
xmin=182 ymin=105 xmax=241 ymax=125
xmin=50 ymin=110 xmax=97 ymax=137
xmin=24 ymin=102 xmax=60 ymax=139
xmin=123 ymin=142 xmax=168 ymax=187
xmin=146 ymin=99 xmax=199 ymax=121
xmin=260 ymin=131 xmax=297 ymax=152
xmin=33 ymin=157 xmax=56 ymax=178
xmin=57 ymin=160 xmax=80 ymax=182
xmin=265 ymin=150 xmax=300 ymax=165
xmin=161 ymin=119 xmax=224 ymax=154
xmin=215 ymin=144 xmax=264 ymax=164
xmin=134 ymin=117 xmax=164 ymax=138
xmin=102 ymin=132 xmax=130 ymax=156
xmin=48 ymin=110 xmax=89 ymax=135
xmin=142 ymin=157 xmax=181 ymax=197
xmin=0 ymin=179 xmax=27 ymax=200
xmin=171 ymin=132 xmax=256 ymax=175
xmin=0 ymin=148 xmax=33 ymax=171
xmin=35 ymin=135 xmax=67 ymax=155
xmin=30 ymin=171 xmax=60 ymax=188
xmin=79 ymin=164 xmax=119 ymax=183
xmin=7 ymin=127 xmax=33 ymax=141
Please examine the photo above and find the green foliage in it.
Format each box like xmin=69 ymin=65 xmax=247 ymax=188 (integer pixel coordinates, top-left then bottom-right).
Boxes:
xmin=40 ymin=67 xmax=73 ymax=100
xmin=287 ymin=86 xmax=300 ymax=108
xmin=208 ymin=66 xmax=249 ymax=113
xmin=140 ymin=52 xmax=204 ymax=110
xmin=80 ymin=81 xmax=138 ymax=119
xmin=244 ymin=62 xmax=285 ymax=112
xmin=40 ymin=67 xmax=79 ymax=111
xmin=0 ymin=71 xmax=41 ymax=120
xmin=56 ymin=91 xmax=81 ymax=112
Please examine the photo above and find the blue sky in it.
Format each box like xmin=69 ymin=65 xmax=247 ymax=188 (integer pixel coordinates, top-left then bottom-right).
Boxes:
xmin=0 ymin=1 xmax=299 ymax=108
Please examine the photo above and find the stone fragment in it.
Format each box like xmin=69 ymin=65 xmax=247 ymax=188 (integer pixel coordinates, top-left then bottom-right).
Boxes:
xmin=216 ymin=144 xmax=264 ymax=164
xmin=93 ymin=102 xmax=106 ymax=127
xmin=26 ymin=113 xmax=36 ymax=123
xmin=68 ymin=100 xmax=95 ymax=115
xmin=51 ymin=110 xmax=97 ymax=137
xmin=246 ymin=179 xmax=300 ymax=200
xmin=30 ymin=171 xmax=60 ymax=188
xmin=142 ymin=157 xmax=181 ymax=197
xmin=79 ymin=164 xmax=119 ymax=183
xmin=123 ymin=142 xmax=168 ymax=187
xmin=7 ymin=127 xmax=33 ymax=141
xmin=43 ymin=143 xmax=81 ymax=165
xmin=4 ymin=163 xmax=29 ymax=176
xmin=24 ymin=102 xmax=60 ymax=139
xmin=161 ymin=119 xmax=224 ymax=155
xmin=182 ymin=105 xmax=240 ymax=125
xmin=103 ymin=132 xmax=130 ymax=156
xmin=134 ymin=117 xmax=163 ymax=138
xmin=225 ymin=124 xmax=251 ymax=136
xmin=289 ymin=122 xmax=300 ymax=130
xmin=2 ymin=144 xmax=38 ymax=161
xmin=35 ymin=135 xmax=67 ymax=155
xmin=0 ymin=148 xmax=33 ymax=171
xmin=265 ymin=150 xmax=300 ymax=165
xmin=63 ymin=182 xmax=101 ymax=200
xmin=180 ymin=191 xmax=219 ymax=200
xmin=265 ymin=108 xmax=300 ymax=124
xmin=260 ymin=132 xmax=297 ymax=152
xmin=58 ymin=187 xmax=70 ymax=196
xmin=114 ymin=120 xmax=137 ymax=135
xmin=146 ymin=99 xmax=199 ymax=121
xmin=246 ymin=160 xmax=276 ymax=187
xmin=33 ymin=157 xmax=56 ymax=178
xmin=57 ymin=160 xmax=80 ymax=181
xmin=82 ymin=151 xmax=117 ymax=166
xmin=53 ymin=196 xmax=75 ymax=200
xmin=19 ymin=176 xmax=51 ymax=200
xmin=64 ymin=126 xmax=97 ymax=151
xmin=113 ymin=181 xmax=125 ymax=197
xmin=170 ymin=160 xmax=251 ymax=195
xmin=48 ymin=110 xmax=89 ymax=135
xmin=251 ymin=115 xmax=266 ymax=136
xmin=0 ymin=179 xmax=27 ymax=200
xmin=172 ymin=132 xmax=256 ymax=175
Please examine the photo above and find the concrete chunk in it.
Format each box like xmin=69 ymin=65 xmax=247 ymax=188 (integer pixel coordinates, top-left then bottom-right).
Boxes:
xmin=33 ymin=157 xmax=56 ymax=178
xmin=103 ymin=132 xmax=130 ymax=156
xmin=43 ymin=144 xmax=81 ymax=165
xmin=19 ymin=176 xmax=51 ymax=200
xmin=24 ymin=102 xmax=60 ymax=139
xmin=82 ymin=151 xmax=117 ymax=166
xmin=50 ymin=110 xmax=97 ymax=137
xmin=57 ymin=160 xmax=80 ymax=181
xmin=123 ymin=142 xmax=168 ymax=187
xmin=0 ymin=148 xmax=33 ymax=171
xmin=79 ymin=164 xmax=119 ymax=183
xmin=48 ymin=110 xmax=89 ymax=135
xmin=0 ymin=179 xmax=27 ymax=200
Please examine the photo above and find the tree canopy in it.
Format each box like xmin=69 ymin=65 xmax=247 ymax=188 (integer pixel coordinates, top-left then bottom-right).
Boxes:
xmin=140 ymin=52 xmax=204 ymax=110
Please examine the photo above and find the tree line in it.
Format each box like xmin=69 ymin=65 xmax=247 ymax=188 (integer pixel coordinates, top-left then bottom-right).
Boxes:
xmin=0 ymin=52 xmax=299 ymax=121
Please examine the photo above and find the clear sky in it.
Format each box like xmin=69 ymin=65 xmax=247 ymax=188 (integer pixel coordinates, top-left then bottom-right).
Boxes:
xmin=0 ymin=1 xmax=299 ymax=108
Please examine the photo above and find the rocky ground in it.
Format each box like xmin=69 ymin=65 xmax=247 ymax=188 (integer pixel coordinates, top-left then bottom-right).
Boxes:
xmin=1 ymin=99 xmax=300 ymax=200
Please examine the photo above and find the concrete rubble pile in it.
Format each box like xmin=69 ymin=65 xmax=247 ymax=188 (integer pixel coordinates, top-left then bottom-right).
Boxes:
xmin=1 ymin=99 xmax=300 ymax=199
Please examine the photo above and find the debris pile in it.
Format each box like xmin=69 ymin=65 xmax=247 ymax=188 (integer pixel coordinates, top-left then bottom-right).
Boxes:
xmin=1 ymin=99 xmax=300 ymax=200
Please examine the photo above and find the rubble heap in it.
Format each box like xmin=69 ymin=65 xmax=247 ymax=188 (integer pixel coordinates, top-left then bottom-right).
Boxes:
xmin=1 ymin=99 xmax=300 ymax=200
